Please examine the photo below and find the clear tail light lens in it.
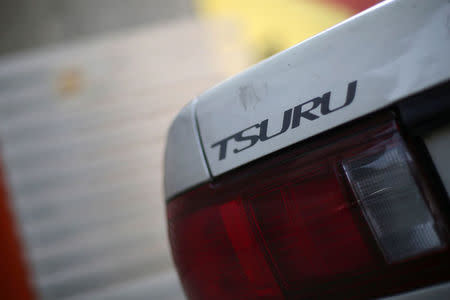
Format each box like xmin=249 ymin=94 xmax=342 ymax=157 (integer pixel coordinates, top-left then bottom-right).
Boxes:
xmin=343 ymin=144 xmax=445 ymax=263
xmin=167 ymin=113 xmax=450 ymax=300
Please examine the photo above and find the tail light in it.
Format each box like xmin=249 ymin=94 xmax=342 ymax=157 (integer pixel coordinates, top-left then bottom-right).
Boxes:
xmin=167 ymin=113 xmax=450 ymax=299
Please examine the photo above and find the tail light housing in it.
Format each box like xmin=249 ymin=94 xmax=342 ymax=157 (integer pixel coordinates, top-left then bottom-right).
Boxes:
xmin=167 ymin=113 xmax=450 ymax=299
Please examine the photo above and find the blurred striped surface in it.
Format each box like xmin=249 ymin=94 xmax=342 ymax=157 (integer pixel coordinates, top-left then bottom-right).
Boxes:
xmin=0 ymin=19 xmax=248 ymax=300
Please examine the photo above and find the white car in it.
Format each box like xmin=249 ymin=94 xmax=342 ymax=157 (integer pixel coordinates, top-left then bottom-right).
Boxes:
xmin=164 ymin=0 xmax=450 ymax=299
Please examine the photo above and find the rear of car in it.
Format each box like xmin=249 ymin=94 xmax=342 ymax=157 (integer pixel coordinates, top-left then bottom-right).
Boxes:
xmin=164 ymin=0 xmax=450 ymax=299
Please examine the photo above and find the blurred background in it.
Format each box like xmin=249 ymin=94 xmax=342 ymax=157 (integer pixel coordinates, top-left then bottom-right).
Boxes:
xmin=0 ymin=1 xmax=381 ymax=299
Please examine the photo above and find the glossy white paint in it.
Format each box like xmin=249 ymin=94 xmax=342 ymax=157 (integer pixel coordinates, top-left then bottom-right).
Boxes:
xmin=195 ymin=0 xmax=450 ymax=176
xmin=164 ymin=99 xmax=210 ymax=199
xmin=165 ymin=0 xmax=450 ymax=198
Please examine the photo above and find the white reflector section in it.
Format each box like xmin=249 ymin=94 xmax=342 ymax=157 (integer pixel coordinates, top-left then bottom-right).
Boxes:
xmin=343 ymin=142 xmax=445 ymax=263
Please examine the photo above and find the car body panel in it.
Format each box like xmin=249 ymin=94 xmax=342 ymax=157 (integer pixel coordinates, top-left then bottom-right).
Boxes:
xmin=165 ymin=0 xmax=450 ymax=199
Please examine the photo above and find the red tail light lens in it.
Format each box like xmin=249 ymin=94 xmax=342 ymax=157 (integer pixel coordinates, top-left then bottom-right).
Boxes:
xmin=167 ymin=113 xmax=450 ymax=300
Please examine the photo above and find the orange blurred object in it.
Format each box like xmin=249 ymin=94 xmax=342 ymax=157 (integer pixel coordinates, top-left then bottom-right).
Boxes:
xmin=0 ymin=159 xmax=35 ymax=300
